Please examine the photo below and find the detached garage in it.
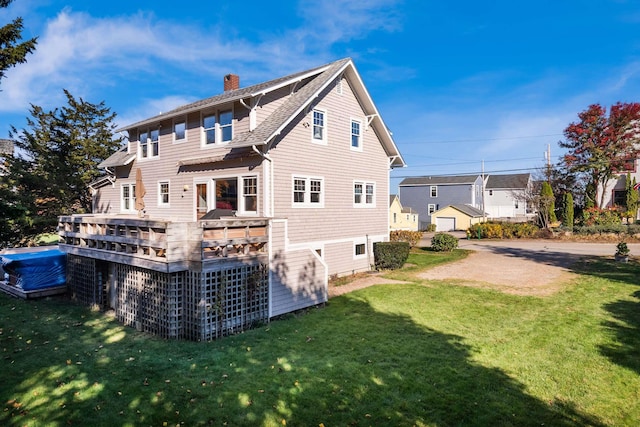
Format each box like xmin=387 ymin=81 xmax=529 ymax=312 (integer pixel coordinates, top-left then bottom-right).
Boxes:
xmin=432 ymin=205 xmax=485 ymax=231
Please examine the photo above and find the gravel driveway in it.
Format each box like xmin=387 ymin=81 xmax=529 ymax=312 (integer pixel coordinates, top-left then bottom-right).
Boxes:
xmin=329 ymin=236 xmax=637 ymax=298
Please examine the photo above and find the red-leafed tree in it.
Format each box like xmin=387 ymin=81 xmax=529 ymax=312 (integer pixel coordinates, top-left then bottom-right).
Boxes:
xmin=559 ymin=102 xmax=640 ymax=208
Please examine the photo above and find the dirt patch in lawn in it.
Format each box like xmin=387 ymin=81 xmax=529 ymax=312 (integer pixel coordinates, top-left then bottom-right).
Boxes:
xmin=417 ymin=250 xmax=578 ymax=296
xmin=328 ymin=273 xmax=411 ymax=298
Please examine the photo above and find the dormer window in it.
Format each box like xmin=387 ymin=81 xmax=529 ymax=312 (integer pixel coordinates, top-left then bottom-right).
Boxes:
xmin=139 ymin=128 xmax=159 ymax=159
xmin=202 ymin=110 xmax=233 ymax=146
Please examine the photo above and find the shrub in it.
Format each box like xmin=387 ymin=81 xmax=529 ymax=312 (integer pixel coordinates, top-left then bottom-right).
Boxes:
xmin=468 ymin=222 xmax=539 ymax=239
xmin=390 ymin=230 xmax=424 ymax=248
xmin=430 ymin=233 xmax=458 ymax=252
xmin=373 ymin=241 xmax=410 ymax=270
xmin=424 ymin=223 xmax=436 ymax=232
xmin=578 ymin=207 xmax=622 ymax=227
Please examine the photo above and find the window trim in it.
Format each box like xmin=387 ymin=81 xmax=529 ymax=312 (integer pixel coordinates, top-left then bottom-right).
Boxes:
xmin=202 ymin=108 xmax=234 ymax=147
xmin=292 ymin=175 xmax=325 ymax=208
xmin=173 ymin=119 xmax=186 ymax=143
xmin=353 ymin=241 xmax=367 ymax=260
xmin=158 ymin=180 xmax=170 ymax=207
xmin=354 ymin=180 xmax=376 ymax=208
xmin=428 ymin=204 xmax=436 ymax=215
xmin=350 ymin=118 xmax=363 ymax=151
xmin=311 ymin=108 xmax=327 ymax=145
xmin=241 ymin=175 xmax=258 ymax=215
xmin=121 ymin=183 xmax=137 ymax=213
xmin=430 ymin=185 xmax=437 ymax=198
xmin=138 ymin=127 xmax=160 ymax=160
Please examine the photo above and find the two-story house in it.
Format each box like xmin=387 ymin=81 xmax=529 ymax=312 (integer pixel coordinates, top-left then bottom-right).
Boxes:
xmin=398 ymin=175 xmax=483 ymax=230
xmin=484 ymin=173 xmax=533 ymax=219
xmin=389 ymin=194 xmax=419 ymax=231
xmin=58 ymin=58 xmax=405 ymax=340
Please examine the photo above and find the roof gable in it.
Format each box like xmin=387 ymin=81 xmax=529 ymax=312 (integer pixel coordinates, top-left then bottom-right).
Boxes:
xmin=118 ymin=58 xmax=405 ymax=168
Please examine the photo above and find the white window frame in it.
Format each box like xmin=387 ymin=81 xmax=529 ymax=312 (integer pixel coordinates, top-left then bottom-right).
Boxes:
xmin=350 ymin=118 xmax=362 ymax=151
xmin=173 ymin=119 xmax=186 ymax=143
xmin=428 ymin=204 xmax=436 ymax=214
xmin=292 ymin=175 xmax=324 ymax=208
xmin=430 ymin=185 xmax=437 ymax=198
xmin=121 ymin=183 xmax=136 ymax=213
xmin=354 ymin=181 xmax=375 ymax=207
xmin=311 ymin=108 xmax=327 ymax=144
xmin=158 ymin=181 xmax=170 ymax=207
xmin=240 ymin=175 xmax=258 ymax=215
xmin=201 ymin=109 xmax=234 ymax=147
xmin=353 ymin=240 xmax=367 ymax=260
xmin=219 ymin=110 xmax=233 ymax=143
xmin=202 ymin=113 xmax=217 ymax=145
xmin=138 ymin=128 xmax=159 ymax=160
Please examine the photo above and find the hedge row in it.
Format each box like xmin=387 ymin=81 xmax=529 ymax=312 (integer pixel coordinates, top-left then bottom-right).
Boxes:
xmin=467 ymin=222 xmax=539 ymax=239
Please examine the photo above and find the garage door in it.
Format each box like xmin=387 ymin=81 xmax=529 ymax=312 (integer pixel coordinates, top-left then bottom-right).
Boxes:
xmin=436 ymin=217 xmax=455 ymax=232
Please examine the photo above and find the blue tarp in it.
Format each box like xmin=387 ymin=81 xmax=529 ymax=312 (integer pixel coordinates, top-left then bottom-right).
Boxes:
xmin=1 ymin=249 xmax=66 ymax=291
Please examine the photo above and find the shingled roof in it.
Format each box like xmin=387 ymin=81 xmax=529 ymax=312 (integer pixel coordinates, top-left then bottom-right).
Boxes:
xmin=116 ymin=58 xmax=405 ymax=168
xmin=399 ymin=175 xmax=481 ymax=186
xmin=485 ymin=173 xmax=530 ymax=190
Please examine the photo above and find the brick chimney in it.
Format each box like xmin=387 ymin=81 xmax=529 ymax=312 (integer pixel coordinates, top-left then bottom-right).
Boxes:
xmin=224 ymin=74 xmax=240 ymax=91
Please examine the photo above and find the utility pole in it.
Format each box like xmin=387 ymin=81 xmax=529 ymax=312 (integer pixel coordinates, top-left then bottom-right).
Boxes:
xmin=482 ymin=160 xmax=486 ymax=223
xmin=544 ymin=144 xmax=551 ymax=182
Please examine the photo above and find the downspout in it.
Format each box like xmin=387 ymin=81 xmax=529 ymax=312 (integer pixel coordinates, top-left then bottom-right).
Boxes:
xmin=252 ymin=144 xmax=274 ymax=217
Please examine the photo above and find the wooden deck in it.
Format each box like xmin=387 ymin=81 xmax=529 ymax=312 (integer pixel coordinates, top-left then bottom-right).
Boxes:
xmin=58 ymin=215 xmax=270 ymax=273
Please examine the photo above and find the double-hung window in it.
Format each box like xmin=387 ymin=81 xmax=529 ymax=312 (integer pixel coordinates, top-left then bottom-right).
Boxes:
xmin=430 ymin=186 xmax=437 ymax=198
xmin=203 ymin=114 xmax=217 ymax=144
xmin=354 ymin=181 xmax=375 ymax=207
xmin=150 ymin=129 xmax=159 ymax=157
xmin=243 ymin=176 xmax=257 ymax=213
xmin=203 ymin=110 xmax=233 ymax=145
xmin=139 ymin=131 xmax=148 ymax=158
xmin=293 ymin=176 xmax=324 ymax=207
xmin=312 ymin=109 xmax=326 ymax=143
xmin=158 ymin=181 xmax=170 ymax=206
xmin=351 ymin=119 xmax=362 ymax=150
xmin=219 ymin=110 xmax=233 ymax=143
xmin=139 ymin=128 xmax=159 ymax=159
xmin=174 ymin=120 xmax=186 ymax=142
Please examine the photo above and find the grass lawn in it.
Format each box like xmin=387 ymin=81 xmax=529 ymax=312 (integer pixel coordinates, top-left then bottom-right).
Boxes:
xmin=2 ymin=249 xmax=640 ymax=426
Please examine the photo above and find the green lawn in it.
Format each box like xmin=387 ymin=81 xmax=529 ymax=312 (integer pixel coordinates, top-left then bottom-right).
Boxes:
xmin=2 ymin=250 xmax=640 ymax=426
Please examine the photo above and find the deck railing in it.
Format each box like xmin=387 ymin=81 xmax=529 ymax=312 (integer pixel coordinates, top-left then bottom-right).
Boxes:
xmin=58 ymin=215 xmax=269 ymax=271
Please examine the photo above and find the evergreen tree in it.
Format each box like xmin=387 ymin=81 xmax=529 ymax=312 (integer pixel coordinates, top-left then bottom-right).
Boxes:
xmin=561 ymin=192 xmax=574 ymax=228
xmin=5 ymin=90 xmax=121 ymax=244
xmin=539 ymin=181 xmax=557 ymax=228
xmin=0 ymin=0 xmax=37 ymax=86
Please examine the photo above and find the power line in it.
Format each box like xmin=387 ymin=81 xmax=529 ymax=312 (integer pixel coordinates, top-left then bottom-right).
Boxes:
xmin=402 ymin=156 xmax=563 ymax=169
xmin=391 ymin=166 xmax=545 ymax=179
xmin=401 ymin=133 xmax=563 ymax=145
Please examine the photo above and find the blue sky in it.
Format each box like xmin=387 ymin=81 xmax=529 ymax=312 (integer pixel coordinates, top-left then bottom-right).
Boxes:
xmin=2 ymin=0 xmax=640 ymax=191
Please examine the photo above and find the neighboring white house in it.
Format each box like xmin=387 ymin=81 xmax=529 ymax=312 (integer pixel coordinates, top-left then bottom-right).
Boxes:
xmin=58 ymin=58 xmax=406 ymax=340
xmin=484 ymin=173 xmax=534 ymax=220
